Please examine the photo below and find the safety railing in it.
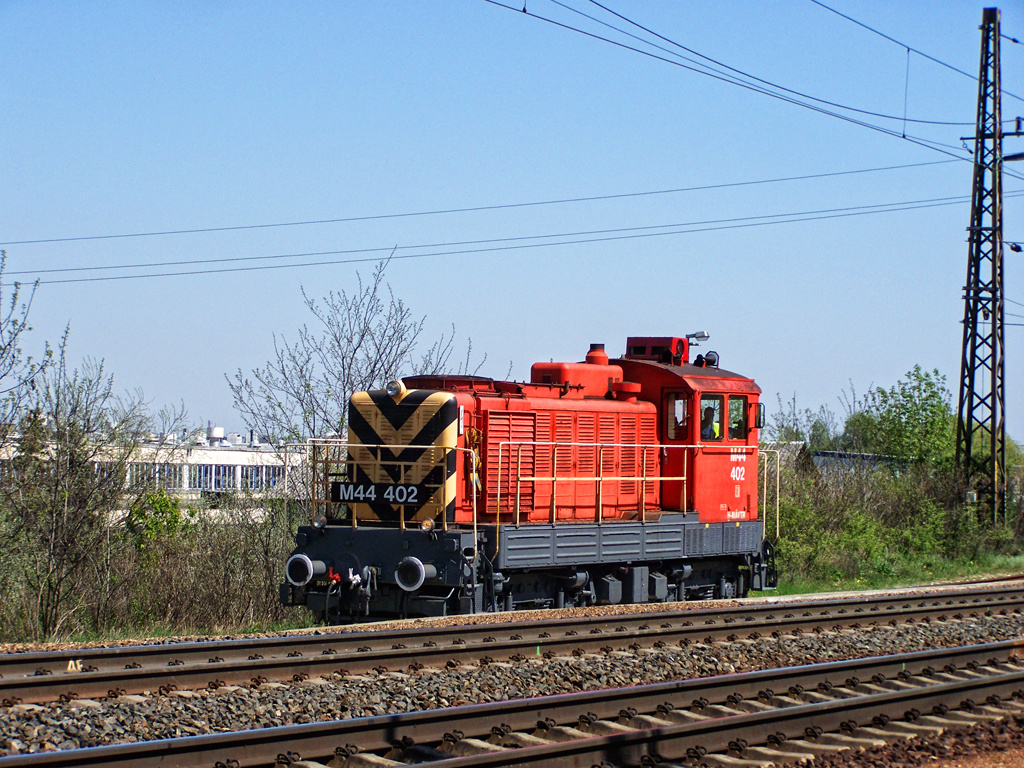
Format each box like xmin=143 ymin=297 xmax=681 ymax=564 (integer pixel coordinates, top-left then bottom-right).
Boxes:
xmin=495 ymin=440 xmax=757 ymax=525
xmin=759 ymin=447 xmax=781 ymax=542
xmin=308 ymin=438 xmax=347 ymax=524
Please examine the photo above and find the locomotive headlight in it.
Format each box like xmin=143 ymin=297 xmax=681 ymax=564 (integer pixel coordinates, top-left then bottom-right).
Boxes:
xmin=312 ymin=514 xmax=327 ymax=530
xmin=385 ymin=379 xmax=406 ymax=398
xmin=419 ymin=518 xmax=435 ymax=532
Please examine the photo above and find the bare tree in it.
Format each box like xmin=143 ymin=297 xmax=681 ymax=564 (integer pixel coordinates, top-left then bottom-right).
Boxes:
xmin=0 ymin=250 xmax=48 ymax=445
xmin=227 ymin=259 xmax=481 ymax=443
xmin=0 ymin=333 xmax=185 ymax=639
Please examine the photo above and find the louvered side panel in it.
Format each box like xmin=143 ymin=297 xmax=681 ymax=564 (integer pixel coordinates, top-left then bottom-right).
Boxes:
xmin=577 ymin=414 xmax=596 ymax=473
xmin=531 ymin=412 xmax=552 ymax=519
xmin=575 ymin=413 xmax=597 ymax=516
xmin=598 ymin=414 xmax=618 ymax=505
xmin=484 ymin=411 xmax=536 ymax=518
xmin=723 ymin=523 xmax=740 ymax=553
xmin=552 ymin=413 xmax=575 ymax=517
xmin=619 ymin=415 xmax=637 ymax=496
xmin=483 ymin=413 xmax=511 ymax=516
xmin=509 ymin=414 xmax=537 ymax=520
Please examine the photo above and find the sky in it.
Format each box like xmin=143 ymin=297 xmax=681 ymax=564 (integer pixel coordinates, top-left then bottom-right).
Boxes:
xmin=1 ymin=1 xmax=1023 ymax=440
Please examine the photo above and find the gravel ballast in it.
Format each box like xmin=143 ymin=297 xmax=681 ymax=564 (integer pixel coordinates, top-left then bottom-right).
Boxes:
xmin=2 ymin=612 xmax=1024 ymax=756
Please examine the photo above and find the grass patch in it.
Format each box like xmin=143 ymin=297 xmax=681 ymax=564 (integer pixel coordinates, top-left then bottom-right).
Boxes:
xmin=756 ymin=553 xmax=1024 ymax=598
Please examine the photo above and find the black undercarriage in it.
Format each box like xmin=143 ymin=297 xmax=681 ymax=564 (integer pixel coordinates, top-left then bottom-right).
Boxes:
xmin=281 ymin=514 xmax=777 ymax=623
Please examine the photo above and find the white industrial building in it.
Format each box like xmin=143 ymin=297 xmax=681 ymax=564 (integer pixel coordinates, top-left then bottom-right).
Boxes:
xmin=128 ymin=424 xmax=304 ymax=497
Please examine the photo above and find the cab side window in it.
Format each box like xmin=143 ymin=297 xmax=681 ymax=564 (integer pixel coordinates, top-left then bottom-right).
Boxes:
xmin=666 ymin=394 xmax=688 ymax=440
xmin=699 ymin=395 xmax=723 ymax=441
xmin=729 ymin=396 xmax=748 ymax=440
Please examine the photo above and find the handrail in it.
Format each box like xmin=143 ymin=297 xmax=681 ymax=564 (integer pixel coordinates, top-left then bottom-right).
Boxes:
xmin=759 ymin=448 xmax=781 ymax=541
xmin=496 ymin=440 xmax=756 ymax=522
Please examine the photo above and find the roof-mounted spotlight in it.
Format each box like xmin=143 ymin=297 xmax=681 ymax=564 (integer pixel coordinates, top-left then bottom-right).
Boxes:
xmin=686 ymin=330 xmax=710 ymax=344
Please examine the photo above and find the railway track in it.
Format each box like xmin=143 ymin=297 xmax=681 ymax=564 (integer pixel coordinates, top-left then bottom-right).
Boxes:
xmin=2 ymin=639 xmax=1023 ymax=768
xmin=2 ymin=584 xmax=1022 ymax=705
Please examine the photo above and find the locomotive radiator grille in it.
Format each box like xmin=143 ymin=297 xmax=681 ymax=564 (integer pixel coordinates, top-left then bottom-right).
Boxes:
xmin=346 ymin=389 xmax=459 ymax=524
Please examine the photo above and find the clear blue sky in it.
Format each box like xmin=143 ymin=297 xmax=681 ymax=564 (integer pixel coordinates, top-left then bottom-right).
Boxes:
xmin=2 ymin=1 xmax=1022 ymax=439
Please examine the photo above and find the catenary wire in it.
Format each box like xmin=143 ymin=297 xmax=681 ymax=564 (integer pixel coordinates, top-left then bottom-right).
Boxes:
xmin=0 ymin=160 xmax=958 ymax=248
xmin=19 ymin=192 xmax=1019 ymax=286
xmin=577 ymin=0 xmax=973 ymax=126
xmin=808 ymin=0 xmax=1024 ymax=105
xmin=481 ymin=0 xmax=981 ymax=165
xmin=488 ymin=1 xmax=1024 ymax=186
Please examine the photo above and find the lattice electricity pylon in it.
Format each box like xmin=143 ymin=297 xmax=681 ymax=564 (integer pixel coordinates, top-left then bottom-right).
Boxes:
xmin=956 ymin=7 xmax=1005 ymax=523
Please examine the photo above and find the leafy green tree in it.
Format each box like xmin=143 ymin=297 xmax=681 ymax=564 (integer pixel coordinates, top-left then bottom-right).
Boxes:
xmin=854 ymin=366 xmax=954 ymax=465
xmin=126 ymin=489 xmax=195 ymax=553
xmin=836 ymin=409 xmax=879 ymax=453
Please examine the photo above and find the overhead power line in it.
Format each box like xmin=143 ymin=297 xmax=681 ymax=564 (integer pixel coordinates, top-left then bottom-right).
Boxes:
xmin=481 ymin=0 xmax=978 ymax=164
xmin=808 ymin=0 xmax=1024 ymax=104
xmin=488 ymin=0 xmax=1024 ymax=186
xmin=11 ymin=190 xmax=976 ymax=277
xmin=16 ymin=190 xmax=1020 ymax=286
xmin=0 ymin=159 xmax=957 ymax=247
xmin=578 ymin=0 xmax=973 ymax=125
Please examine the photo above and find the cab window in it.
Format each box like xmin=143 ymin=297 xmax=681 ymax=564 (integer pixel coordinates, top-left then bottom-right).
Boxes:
xmin=699 ymin=395 xmax=723 ymax=441
xmin=729 ymin=396 xmax=748 ymax=440
xmin=666 ymin=394 xmax=687 ymax=440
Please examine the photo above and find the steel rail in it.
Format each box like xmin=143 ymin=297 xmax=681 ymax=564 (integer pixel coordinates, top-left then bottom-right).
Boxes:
xmin=417 ymin=668 xmax=1024 ymax=768
xmin=2 ymin=582 xmax=1018 ymax=677
xmin=2 ymin=585 xmax=1022 ymax=705
xmin=1 ymin=640 xmax=1022 ymax=768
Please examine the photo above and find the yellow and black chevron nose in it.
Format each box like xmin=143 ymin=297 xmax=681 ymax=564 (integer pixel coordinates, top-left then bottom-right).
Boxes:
xmin=346 ymin=388 xmax=458 ymax=524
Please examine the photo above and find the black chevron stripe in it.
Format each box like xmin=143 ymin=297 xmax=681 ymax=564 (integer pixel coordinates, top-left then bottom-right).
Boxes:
xmin=350 ymin=395 xmax=453 ymax=445
xmin=349 ymin=419 xmax=409 ymax=483
xmin=347 ymin=405 xmax=383 ymax=450
xmin=347 ymin=443 xmax=437 ymax=484
xmin=367 ymin=388 xmax=439 ymax=431
xmin=347 ymin=389 xmax=459 ymax=522
xmin=359 ymin=461 xmax=453 ymax=519
xmin=349 ymin=398 xmax=456 ymax=472
xmin=393 ymin=400 xmax=458 ymax=463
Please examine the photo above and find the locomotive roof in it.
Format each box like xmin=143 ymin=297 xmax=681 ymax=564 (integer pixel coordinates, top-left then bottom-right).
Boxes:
xmin=404 ymin=356 xmax=759 ymax=396
xmin=615 ymin=356 xmax=762 ymax=394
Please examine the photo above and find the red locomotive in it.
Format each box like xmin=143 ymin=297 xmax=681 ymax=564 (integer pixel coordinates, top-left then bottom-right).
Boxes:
xmin=282 ymin=334 xmax=777 ymax=621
